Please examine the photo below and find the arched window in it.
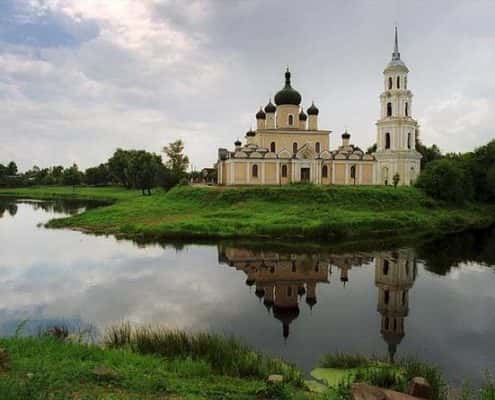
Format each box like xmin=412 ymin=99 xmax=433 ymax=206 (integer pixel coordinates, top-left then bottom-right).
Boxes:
xmin=385 ymin=133 xmax=391 ymax=149
xmin=384 ymin=290 xmax=390 ymax=305
xmin=388 ymin=77 xmax=392 ymax=90
xmin=281 ymin=165 xmax=288 ymax=178
xmin=292 ymin=263 xmax=296 ymax=273
xmin=270 ymin=142 xmax=276 ymax=152
xmin=322 ymin=165 xmax=328 ymax=178
xmin=288 ymin=114 xmax=294 ymax=126
xmin=407 ymin=132 xmax=411 ymax=149
xmin=252 ymin=164 xmax=258 ymax=178
xmin=383 ymin=259 xmax=389 ymax=275
xmin=396 ymin=76 xmax=400 ymax=89
xmin=293 ymin=142 xmax=298 ymax=153
xmin=315 ymin=142 xmax=321 ymax=153
xmin=387 ymin=102 xmax=392 ymax=117
xmin=405 ymin=102 xmax=409 ymax=117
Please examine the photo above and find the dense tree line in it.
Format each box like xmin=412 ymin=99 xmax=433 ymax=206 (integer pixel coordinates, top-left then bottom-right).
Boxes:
xmin=0 ymin=140 xmax=190 ymax=195
xmin=416 ymin=139 xmax=495 ymax=203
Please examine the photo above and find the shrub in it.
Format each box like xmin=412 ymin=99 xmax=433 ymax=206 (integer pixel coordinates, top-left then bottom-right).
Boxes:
xmin=416 ymin=159 xmax=473 ymax=203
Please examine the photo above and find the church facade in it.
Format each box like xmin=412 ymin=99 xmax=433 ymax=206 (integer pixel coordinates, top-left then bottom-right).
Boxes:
xmin=216 ymin=29 xmax=422 ymax=186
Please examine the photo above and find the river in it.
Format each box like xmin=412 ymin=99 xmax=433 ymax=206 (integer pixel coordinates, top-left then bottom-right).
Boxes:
xmin=0 ymin=198 xmax=494 ymax=386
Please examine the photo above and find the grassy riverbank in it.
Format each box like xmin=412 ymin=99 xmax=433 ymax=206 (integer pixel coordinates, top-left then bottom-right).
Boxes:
xmin=0 ymin=335 xmax=307 ymax=400
xmin=1 ymin=185 xmax=494 ymax=241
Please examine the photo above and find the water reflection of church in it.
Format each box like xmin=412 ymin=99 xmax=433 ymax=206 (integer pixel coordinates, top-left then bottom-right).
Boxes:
xmin=218 ymin=245 xmax=417 ymax=361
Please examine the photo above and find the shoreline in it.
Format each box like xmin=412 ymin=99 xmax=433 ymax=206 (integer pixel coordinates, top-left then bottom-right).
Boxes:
xmin=1 ymin=185 xmax=494 ymax=244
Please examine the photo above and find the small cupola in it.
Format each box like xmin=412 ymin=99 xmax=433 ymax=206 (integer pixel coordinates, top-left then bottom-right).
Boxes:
xmin=256 ymin=107 xmax=266 ymax=120
xmin=342 ymin=130 xmax=351 ymax=146
xmin=245 ymin=129 xmax=256 ymax=137
xmin=264 ymin=99 xmax=276 ymax=113
xmin=234 ymin=139 xmax=242 ymax=150
xmin=307 ymin=101 xmax=319 ymax=115
xmin=299 ymin=108 xmax=307 ymax=121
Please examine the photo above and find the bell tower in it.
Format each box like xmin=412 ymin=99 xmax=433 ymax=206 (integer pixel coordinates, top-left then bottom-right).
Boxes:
xmin=375 ymin=27 xmax=422 ymax=186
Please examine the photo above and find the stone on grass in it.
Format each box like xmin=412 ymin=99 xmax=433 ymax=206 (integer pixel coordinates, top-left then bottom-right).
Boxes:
xmin=408 ymin=377 xmax=432 ymax=399
xmin=267 ymin=374 xmax=284 ymax=384
xmin=351 ymin=383 xmax=423 ymax=400
xmin=91 ymin=365 xmax=118 ymax=381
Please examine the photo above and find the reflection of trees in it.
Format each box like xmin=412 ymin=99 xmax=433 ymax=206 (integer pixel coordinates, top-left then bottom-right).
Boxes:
xmin=0 ymin=200 xmax=18 ymax=218
xmin=416 ymin=228 xmax=495 ymax=275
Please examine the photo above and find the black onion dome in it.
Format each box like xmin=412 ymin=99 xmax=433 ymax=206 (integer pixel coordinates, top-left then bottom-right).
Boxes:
xmin=245 ymin=278 xmax=255 ymax=286
xmin=274 ymin=69 xmax=302 ymax=106
xmin=342 ymin=131 xmax=351 ymax=139
xmin=307 ymin=101 xmax=319 ymax=115
xmin=235 ymin=139 xmax=242 ymax=146
xmin=299 ymin=109 xmax=307 ymax=121
xmin=264 ymin=100 xmax=276 ymax=113
xmin=306 ymin=297 xmax=317 ymax=307
xmin=256 ymin=107 xmax=266 ymax=119
xmin=246 ymin=129 xmax=256 ymax=137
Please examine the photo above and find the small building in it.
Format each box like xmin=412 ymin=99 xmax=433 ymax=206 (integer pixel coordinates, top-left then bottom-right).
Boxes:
xmin=216 ymin=28 xmax=422 ymax=186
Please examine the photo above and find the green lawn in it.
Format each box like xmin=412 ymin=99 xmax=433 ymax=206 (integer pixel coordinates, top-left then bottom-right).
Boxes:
xmin=1 ymin=184 xmax=494 ymax=241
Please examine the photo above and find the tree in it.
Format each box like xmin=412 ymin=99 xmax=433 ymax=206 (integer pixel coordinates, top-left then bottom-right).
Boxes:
xmin=366 ymin=143 xmax=377 ymax=154
xmin=108 ymin=149 xmax=132 ymax=188
xmin=416 ymin=158 xmax=473 ymax=203
xmin=416 ymin=139 xmax=442 ymax=168
xmin=392 ymin=173 xmax=400 ymax=187
xmin=163 ymin=140 xmax=189 ymax=179
xmin=62 ymin=164 xmax=83 ymax=187
xmin=6 ymin=161 xmax=18 ymax=176
xmin=85 ymin=164 xmax=111 ymax=186
xmin=127 ymin=151 xmax=162 ymax=195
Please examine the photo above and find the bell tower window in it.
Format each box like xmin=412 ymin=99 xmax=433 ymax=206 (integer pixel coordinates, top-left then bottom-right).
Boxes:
xmin=387 ymin=102 xmax=392 ymax=117
xmin=385 ymin=133 xmax=391 ymax=149
xmin=288 ymin=115 xmax=294 ymax=126
xmin=270 ymin=142 xmax=276 ymax=152
xmin=396 ymin=76 xmax=400 ymax=89
xmin=407 ymin=132 xmax=411 ymax=149
xmin=315 ymin=142 xmax=321 ymax=153
xmin=388 ymin=77 xmax=392 ymax=90
xmin=405 ymin=102 xmax=409 ymax=117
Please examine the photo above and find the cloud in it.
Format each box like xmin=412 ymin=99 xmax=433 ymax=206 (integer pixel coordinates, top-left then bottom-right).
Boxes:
xmin=0 ymin=0 xmax=494 ymax=170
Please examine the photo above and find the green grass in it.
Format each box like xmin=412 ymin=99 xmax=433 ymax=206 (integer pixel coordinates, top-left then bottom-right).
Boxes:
xmin=103 ymin=323 xmax=304 ymax=386
xmin=1 ymin=184 xmax=494 ymax=241
xmin=0 ymin=333 xmax=316 ymax=400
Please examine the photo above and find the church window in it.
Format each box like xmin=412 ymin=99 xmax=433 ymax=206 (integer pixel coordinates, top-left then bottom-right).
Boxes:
xmin=315 ymin=263 xmax=319 ymax=272
xmin=384 ymin=290 xmax=390 ymax=305
xmin=385 ymin=133 xmax=391 ymax=149
xmin=405 ymin=261 xmax=410 ymax=276
xmin=293 ymin=142 xmax=298 ymax=153
xmin=397 ymin=76 xmax=400 ymax=89
xmin=387 ymin=102 xmax=392 ymax=117
xmin=282 ymin=165 xmax=288 ymax=178
xmin=402 ymin=291 xmax=407 ymax=305
xmin=388 ymin=77 xmax=392 ymax=90
xmin=407 ymin=132 xmax=412 ymax=149
xmin=322 ymin=165 xmax=328 ymax=178
xmin=405 ymin=76 xmax=408 ymax=89
xmin=383 ymin=259 xmax=389 ymax=275
xmin=385 ymin=317 xmax=390 ymax=330
xmin=252 ymin=164 xmax=258 ymax=178
xmin=270 ymin=142 xmax=276 ymax=152
xmin=350 ymin=165 xmax=356 ymax=183
xmin=405 ymin=102 xmax=409 ymax=117
xmin=315 ymin=142 xmax=321 ymax=153
xmin=393 ymin=318 xmax=397 ymax=331
xmin=288 ymin=287 xmax=293 ymax=297
xmin=288 ymin=114 xmax=294 ymax=126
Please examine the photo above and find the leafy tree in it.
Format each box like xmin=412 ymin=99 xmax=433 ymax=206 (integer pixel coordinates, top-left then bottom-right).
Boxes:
xmin=157 ymin=164 xmax=180 ymax=190
xmin=62 ymin=164 xmax=83 ymax=187
xmin=6 ymin=161 xmax=18 ymax=176
xmin=0 ymin=164 xmax=6 ymax=177
xmin=163 ymin=140 xmax=189 ymax=179
xmin=416 ymin=158 xmax=473 ymax=203
xmin=85 ymin=164 xmax=111 ymax=186
xmin=127 ymin=151 xmax=162 ymax=195
xmin=108 ymin=149 xmax=132 ymax=188
xmin=416 ymin=139 xmax=442 ymax=168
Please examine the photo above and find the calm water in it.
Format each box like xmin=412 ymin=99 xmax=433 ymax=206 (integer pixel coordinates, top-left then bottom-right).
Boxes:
xmin=1 ymin=199 xmax=494 ymax=386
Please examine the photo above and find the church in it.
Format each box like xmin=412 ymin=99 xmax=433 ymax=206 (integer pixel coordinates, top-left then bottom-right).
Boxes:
xmin=216 ymin=29 xmax=422 ymax=186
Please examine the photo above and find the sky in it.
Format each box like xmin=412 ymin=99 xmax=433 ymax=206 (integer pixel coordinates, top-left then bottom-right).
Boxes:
xmin=0 ymin=0 xmax=494 ymax=171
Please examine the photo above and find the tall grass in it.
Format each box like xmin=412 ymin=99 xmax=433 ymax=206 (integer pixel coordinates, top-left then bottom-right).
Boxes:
xmin=319 ymin=353 xmax=383 ymax=369
xmin=104 ymin=322 xmax=304 ymax=385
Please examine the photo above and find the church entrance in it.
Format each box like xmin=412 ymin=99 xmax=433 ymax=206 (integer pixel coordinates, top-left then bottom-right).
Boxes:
xmin=301 ymin=168 xmax=310 ymax=182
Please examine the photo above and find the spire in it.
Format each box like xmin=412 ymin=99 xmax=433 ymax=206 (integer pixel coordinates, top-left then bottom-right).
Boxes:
xmin=392 ymin=25 xmax=400 ymax=60
xmin=284 ymin=67 xmax=291 ymax=88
